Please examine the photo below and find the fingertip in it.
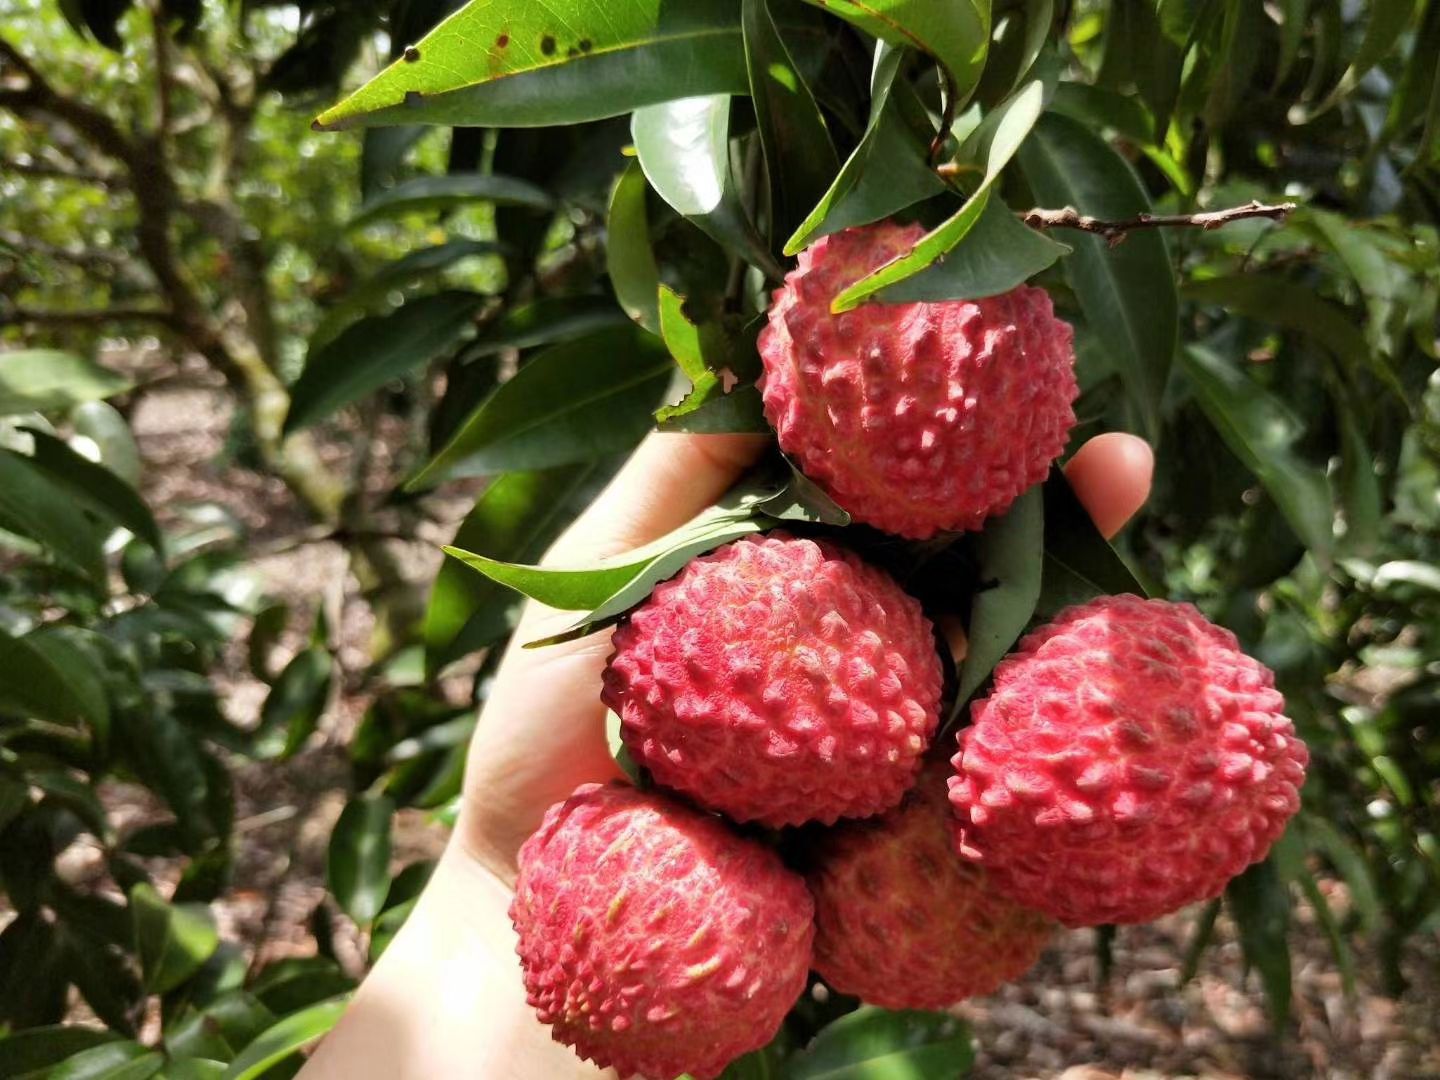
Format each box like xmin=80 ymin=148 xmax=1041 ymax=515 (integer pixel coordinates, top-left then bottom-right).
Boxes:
xmin=1064 ymin=432 xmax=1154 ymax=539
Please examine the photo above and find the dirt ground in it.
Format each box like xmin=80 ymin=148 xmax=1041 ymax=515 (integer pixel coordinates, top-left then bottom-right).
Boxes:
xmin=112 ymin=366 xmax=1440 ymax=1079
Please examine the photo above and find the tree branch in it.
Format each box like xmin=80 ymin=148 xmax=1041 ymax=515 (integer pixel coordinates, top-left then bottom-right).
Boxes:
xmin=0 ymin=156 xmax=122 ymax=188
xmin=0 ymin=304 xmax=181 ymax=329
xmin=1018 ymin=200 xmax=1297 ymax=246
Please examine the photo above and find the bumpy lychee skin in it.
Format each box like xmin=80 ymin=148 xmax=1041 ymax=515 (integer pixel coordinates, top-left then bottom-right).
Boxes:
xmin=950 ymin=595 xmax=1309 ymax=928
xmin=808 ymin=767 xmax=1051 ymax=1010
xmin=758 ymin=220 xmax=1078 ymax=539
xmin=602 ymin=533 xmax=942 ymax=827
xmin=510 ymin=783 xmax=814 ymax=1080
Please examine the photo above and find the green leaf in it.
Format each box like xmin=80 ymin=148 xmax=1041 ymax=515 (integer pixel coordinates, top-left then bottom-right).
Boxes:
xmin=1273 ymin=0 xmax=1313 ymax=89
xmin=785 ymin=42 xmax=947 ymax=254
xmin=348 ymin=174 xmax=552 ymax=228
xmin=0 ymin=448 xmax=107 ymax=586
xmin=165 ymin=992 xmax=276 ymax=1062
xmin=285 ymin=291 xmax=486 ymax=434
xmin=0 ymin=1026 xmax=118 ymax=1080
xmin=0 ymin=626 xmax=107 ymax=730
xmin=607 ymin=162 xmax=664 ymax=333
xmin=327 ymin=795 xmax=395 ymax=924
xmin=1036 ymin=466 xmax=1147 ymax=618
xmin=0 ymin=350 xmax=131 ymax=416
xmin=256 ymin=647 xmax=333 ymax=760
xmin=222 ymin=997 xmax=349 ymax=1080
xmin=47 ymin=1042 xmax=164 ymax=1080
xmin=409 ymin=326 xmax=675 ymax=487
xmin=311 ymin=240 xmax=506 ymax=347
xmin=951 ymin=487 xmax=1042 ymax=728
xmin=831 ymin=79 xmax=1045 ymax=310
xmin=1180 ymin=898 xmax=1222 ymax=984
xmin=446 ymin=492 xmax=773 ymax=645
xmin=159 ymin=1061 xmax=227 ymax=1080
xmin=0 ymin=911 xmax=68 ymax=1026
xmin=798 ymin=0 xmax=992 ymax=107
xmin=315 ymin=2 xmax=753 ymax=130
xmin=22 ymin=429 xmax=163 ymax=552
xmin=1178 ymin=346 xmax=1334 ymax=565
xmin=786 ymin=1005 xmax=974 ymax=1078
xmin=1335 ymin=397 xmax=1381 ymax=556
xmin=1301 ymin=815 xmax=1382 ymax=933
xmin=424 ymin=464 xmax=613 ymax=674
xmin=1017 ymin=111 xmax=1177 ymax=441
xmin=632 ymin=96 xmax=782 ymax=279
xmin=70 ymin=400 xmax=143 ymax=487
xmin=130 ymin=883 xmax=220 ymax=996
xmin=465 ymin=296 xmax=630 ymax=358
xmin=877 ymin=193 xmax=1069 ymax=302
xmin=1181 ymin=272 xmax=1404 ymax=401
xmin=654 ymin=287 xmax=768 ymax=433
xmin=247 ymin=602 xmax=290 ymax=682
xmin=249 ymin=958 xmax=355 ymax=1017
xmin=1305 ymin=0 xmax=1417 ymax=118
xmin=1225 ymin=857 xmax=1293 ymax=1031
xmin=744 ymin=0 xmax=837 ymax=243
xmin=754 ymin=456 xmax=852 ymax=525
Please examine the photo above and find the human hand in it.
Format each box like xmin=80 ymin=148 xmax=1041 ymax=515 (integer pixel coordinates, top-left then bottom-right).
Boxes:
xmin=455 ymin=429 xmax=1155 ymax=885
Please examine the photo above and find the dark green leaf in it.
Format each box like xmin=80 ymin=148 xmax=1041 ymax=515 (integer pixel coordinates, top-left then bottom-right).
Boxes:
xmin=832 ymin=80 xmax=1045 ymax=311
xmin=165 ymin=992 xmax=276 ymax=1062
xmin=744 ymin=0 xmax=838 ymax=243
xmin=755 ymin=457 xmax=852 ymax=525
xmin=1017 ymin=112 xmax=1177 ymax=440
xmin=409 ymin=326 xmax=674 ymax=487
xmin=0 ymin=1026 xmax=118 ymax=1080
xmin=0 ymin=449 xmax=107 ymax=586
xmin=1180 ymin=898 xmax=1222 ymax=984
xmin=348 ymin=174 xmax=552 ymax=228
xmin=1305 ymin=0 xmax=1417 ymax=117
xmin=70 ymin=400 xmax=142 ymax=486
xmin=247 ymin=602 xmax=290 ymax=683
xmin=367 ymin=897 xmax=418 ymax=964
xmin=465 ymin=296 xmax=630 ymax=358
xmin=256 ymin=647 xmax=333 ymax=760
xmin=1181 ymin=274 xmax=1404 ymax=401
xmin=1226 ymin=857 xmax=1293 ymax=1031
xmin=654 ymin=286 xmax=768 ymax=433
xmin=632 ymin=96 xmax=782 ymax=279
xmin=327 ymin=795 xmax=395 ymax=924
xmin=316 ymin=3 xmax=753 ymax=130
xmin=785 ymin=43 xmax=947 ymax=254
xmin=1178 ymin=346 xmax=1334 ymax=565
xmin=0 ymin=626 xmax=108 ymax=730
xmin=222 ymin=997 xmax=349 ymax=1080
xmin=285 ymin=292 xmax=485 ymax=434
xmin=951 ymin=487 xmax=1042 ymax=727
xmin=878 ymin=194 xmax=1069 ymax=302
xmin=159 ymin=1061 xmax=227 ymax=1080
xmin=47 ymin=1042 xmax=163 ymax=1080
xmin=59 ymin=925 xmax=142 ymax=1035
xmin=786 ymin=1005 xmax=974 ymax=1078
xmin=0 ymin=911 xmax=68 ymax=1027
xmin=797 ymin=0 xmax=992 ymax=106
xmin=0 ymin=350 xmax=131 ymax=416
xmin=1335 ymin=398 xmax=1381 ymax=556
xmin=249 ymin=958 xmax=355 ymax=1017
xmin=311 ymin=241 xmax=505 ymax=347
xmin=22 ymin=429 xmax=163 ymax=552
xmin=130 ymin=883 xmax=219 ymax=995
xmin=607 ymin=162 xmax=664 ymax=333
xmin=424 ymin=464 xmax=612 ymax=674
xmin=1036 ymin=466 xmax=1147 ymax=617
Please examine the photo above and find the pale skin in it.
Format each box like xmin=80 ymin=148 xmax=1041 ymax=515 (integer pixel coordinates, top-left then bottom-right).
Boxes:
xmin=301 ymin=430 xmax=1154 ymax=1080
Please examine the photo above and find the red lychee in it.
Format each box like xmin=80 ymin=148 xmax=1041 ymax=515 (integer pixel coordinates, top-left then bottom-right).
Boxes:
xmin=949 ymin=595 xmax=1309 ymax=927
xmin=758 ymin=220 xmax=1079 ymax=539
xmin=510 ymin=783 xmax=814 ymax=1080
xmin=807 ymin=767 xmax=1051 ymax=1010
xmin=602 ymin=532 xmax=942 ymax=827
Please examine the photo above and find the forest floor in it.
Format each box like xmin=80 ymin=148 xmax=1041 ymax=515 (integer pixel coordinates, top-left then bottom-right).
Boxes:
xmin=107 ymin=365 xmax=1440 ymax=1080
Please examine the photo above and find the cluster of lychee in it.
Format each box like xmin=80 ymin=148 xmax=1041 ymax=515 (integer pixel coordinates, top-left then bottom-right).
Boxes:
xmin=508 ymin=222 xmax=1309 ymax=1080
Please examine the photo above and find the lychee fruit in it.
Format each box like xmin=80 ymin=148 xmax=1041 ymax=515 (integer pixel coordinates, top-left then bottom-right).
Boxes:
xmin=807 ymin=766 xmax=1052 ymax=1009
xmin=949 ymin=595 xmax=1309 ymax=927
xmin=510 ymin=782 xmax=814 ymax=1080
xmin=602 ymin=532 xmax=942 ymax=827
xmin=758 ymin=220 xmax=1079 ymax=540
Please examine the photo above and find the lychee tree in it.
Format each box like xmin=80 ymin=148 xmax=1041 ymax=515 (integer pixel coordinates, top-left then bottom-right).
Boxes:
xmin=1 ymin=0 xmax=1438 ymax=1076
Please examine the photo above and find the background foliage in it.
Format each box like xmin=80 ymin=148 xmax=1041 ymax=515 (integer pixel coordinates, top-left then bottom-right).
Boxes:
xmin=0 ymin=0 xmax=1437 ymax=1075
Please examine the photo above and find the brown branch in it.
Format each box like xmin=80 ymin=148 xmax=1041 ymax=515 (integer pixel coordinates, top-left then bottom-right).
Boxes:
xmin=0 ymin=157 xmax=122 ymax=188
xmin=1019 ymin=200 xmax=1297 ymax=247
xmin=0 ymin=305 xmax=181 ymax=329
